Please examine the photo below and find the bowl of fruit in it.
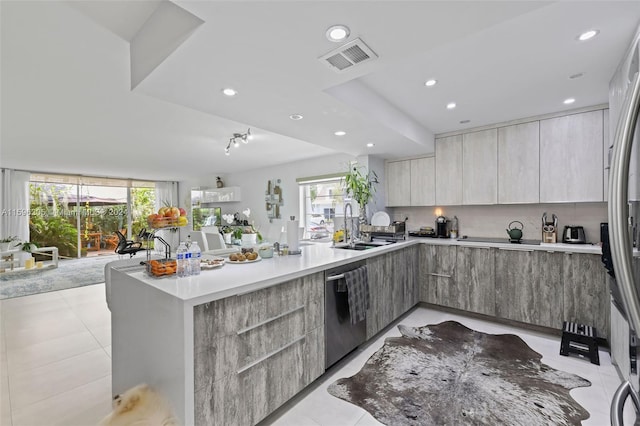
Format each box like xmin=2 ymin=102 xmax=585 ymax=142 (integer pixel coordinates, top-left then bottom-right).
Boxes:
xmin=147 ymin=205 xmax=188 ymax=229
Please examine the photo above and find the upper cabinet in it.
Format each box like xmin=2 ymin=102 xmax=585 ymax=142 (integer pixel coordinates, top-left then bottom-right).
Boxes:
xmin=462 ymin=129 xmax=497 ymax=205
xmin=498 ymin=121 xmax=540 ymax=204
xmin=201 ymin=186 xmax=242 ymax=203
xmin=385 ymin=157 xmax=435 ymax=207
xmin=385 ymin=160 xmax=411 ymax=207
xmin=384 ymin=108 xmax=607 ymax=207
xmin=435 ymin=135 xmax=463 ymax=205
xmin=410 ymin=157 xmax=435 ymax=206
xmin=540 ymin=110 xmax=604 ymax=203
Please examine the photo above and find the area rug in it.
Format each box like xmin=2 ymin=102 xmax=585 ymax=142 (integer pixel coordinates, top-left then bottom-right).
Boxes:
xmin=328 ymin=321 xmax=591 ymax=425
xmin=0 ymin=255 xmax=116 ymax=299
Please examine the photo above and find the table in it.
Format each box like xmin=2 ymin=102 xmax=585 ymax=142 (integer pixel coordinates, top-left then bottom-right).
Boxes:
xmin=84 ymin=232 xmax=102 ymax=251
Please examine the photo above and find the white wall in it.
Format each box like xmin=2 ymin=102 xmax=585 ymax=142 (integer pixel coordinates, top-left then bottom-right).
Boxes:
xmin=179 ymin=153 xmax=359 ymax=242
xmin=390 ymin=203 xmax=607 ymax=244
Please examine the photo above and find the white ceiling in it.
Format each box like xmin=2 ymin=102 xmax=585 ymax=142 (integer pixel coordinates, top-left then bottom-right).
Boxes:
xmin=1 ymin=1 xmax=639 ymax=181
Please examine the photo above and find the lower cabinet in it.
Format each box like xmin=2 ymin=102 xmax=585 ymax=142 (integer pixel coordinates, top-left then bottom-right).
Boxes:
xmin=367 ymin=246 xmax=419 ymax=339
xmin=563 ymin=252 xmax=610 ymax=341
xmin=494 ymin=248 xmax=561 ymax=327
xmin=192 ymin=273 xmax=324 ymax=426
xmin=421 ymin=244 xmax=609 ymax=339
xmin=420 ymin=244 xmax=458 ymax=308
xmin=456 ymin=246 xmax=495 ymax=316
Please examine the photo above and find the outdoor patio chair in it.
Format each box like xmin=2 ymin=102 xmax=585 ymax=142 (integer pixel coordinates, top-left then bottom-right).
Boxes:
xmin=114 ymin=230 xmax=145 ymax=258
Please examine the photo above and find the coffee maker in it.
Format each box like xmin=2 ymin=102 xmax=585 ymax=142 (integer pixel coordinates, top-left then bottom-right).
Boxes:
xmin=436 ymin=216 xmax=448 ymax=238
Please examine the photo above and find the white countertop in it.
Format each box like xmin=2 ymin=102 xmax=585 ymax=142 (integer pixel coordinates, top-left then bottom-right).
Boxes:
xmin=110 ymin=238 xmax=639 ymax=306
xmin=118 ymin=240 xmax=415 ymax=305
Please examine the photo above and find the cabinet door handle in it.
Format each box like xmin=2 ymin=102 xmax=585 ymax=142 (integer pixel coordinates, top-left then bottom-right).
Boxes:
xmin=428 ymin=272 xmax=451 ymax=278
xmin=467 ymin=246 xmax=491 ymax=250
xmin=497 ymin=248 xmax=534 ymax=252
xmin=236 ymin=304 xmax=305 ymax=335
xmin=236 ymin=335 xmax=305 ymax=374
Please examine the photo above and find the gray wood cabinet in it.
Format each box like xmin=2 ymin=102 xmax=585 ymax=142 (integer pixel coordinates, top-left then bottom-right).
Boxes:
xmin=563 ymin=252 xmax=610 ymax=342
xmin=456 ymin=246 xmax=495 ymax=315
xmin=435 ymin=135 xmax=463 ymax=205
xmin=410 ymin=157 xmax=435 ymax=206
xmin=386 ymin=160 xmax=411 ymax=206
xmin=421 ymin=245 xmax=458 ymax=308
xmin=495 ymin=248 xmax=538 ymax=324
xmin=366 ymin=246 xmax=419 ymax=339
xmin=193 ymin=273 xmax=324 ymax=426
xmin=534 ymin=251 xmax=564 ymax=328
xmin=498 ymin=121 xmax=540 ymax=204
xmin=463 ymin=129 xmax=498 ymax=205
xmin=540 ymin=110 xmax=604 ymax=202
xmin=494 ymin=248 xmax=564 ymax=328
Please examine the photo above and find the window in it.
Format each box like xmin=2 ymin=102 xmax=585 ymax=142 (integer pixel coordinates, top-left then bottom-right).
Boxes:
xmin=297 ymin=174 xmax=359 ymax=241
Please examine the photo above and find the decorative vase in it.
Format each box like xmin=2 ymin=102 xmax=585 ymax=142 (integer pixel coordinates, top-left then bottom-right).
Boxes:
xmin=0 ymin=242 xmax=10 ymax=252
xmin=223 ymin=233 xmax=232 ymax=244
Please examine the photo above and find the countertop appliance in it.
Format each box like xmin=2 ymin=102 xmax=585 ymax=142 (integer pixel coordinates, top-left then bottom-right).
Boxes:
xmin=436 ymin=216 xmax=448 ymax=238
xmin=562 ymin=225 xmax=587 ymax=244
xmin=360 ymin=221 xmax=406 ymax=241
xmin=325 ymin=261 xmax=367 ymax=369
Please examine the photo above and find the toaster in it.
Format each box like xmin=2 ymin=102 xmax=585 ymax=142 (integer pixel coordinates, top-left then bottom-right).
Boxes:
xmin=562 ymin=226 xmax=586 ymax=244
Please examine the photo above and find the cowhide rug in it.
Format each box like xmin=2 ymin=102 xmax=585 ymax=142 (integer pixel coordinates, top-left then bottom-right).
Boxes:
xmin=328 ymin=321 xmax=591 ymax=425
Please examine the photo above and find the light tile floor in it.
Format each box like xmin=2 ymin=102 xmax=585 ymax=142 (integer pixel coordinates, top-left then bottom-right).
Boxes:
xmin=0 ymin=284 xmax=636 ymax=426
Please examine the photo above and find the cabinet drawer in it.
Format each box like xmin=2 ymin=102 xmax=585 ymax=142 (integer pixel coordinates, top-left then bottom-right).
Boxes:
xmin=194 ymin=272 xmax=323 ymax=344
xmin=195 ymin=327 xmax=324 ymax=426
xmin=194 ymin=298 xmax=323 ymax=385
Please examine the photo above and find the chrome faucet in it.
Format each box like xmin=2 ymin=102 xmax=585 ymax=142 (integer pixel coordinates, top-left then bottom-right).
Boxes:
xmin=344 ymin=202 xmax=354 ymax=248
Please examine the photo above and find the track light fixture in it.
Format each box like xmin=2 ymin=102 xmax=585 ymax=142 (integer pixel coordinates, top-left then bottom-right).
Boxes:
xmin=224 ymin=128 xmax=251 ymax=155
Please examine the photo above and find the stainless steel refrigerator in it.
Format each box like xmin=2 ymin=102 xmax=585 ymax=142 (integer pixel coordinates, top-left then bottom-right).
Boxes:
xmin=608 ymin=22 xmax=640 ymax=425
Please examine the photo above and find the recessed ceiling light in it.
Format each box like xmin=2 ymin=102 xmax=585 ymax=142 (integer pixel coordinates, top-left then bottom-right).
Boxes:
xmin=326 ymin=25 xmax=350 ymax=42
xmin=563 ymin=98 xmax=576 ymax=105
xmin=334 ymin=131 xmax=346 ymax=136
xmin=569 ymin=72 xmax=584 ymax=80
xmin=460 ymin=120 xmax=470 ymax=124
xmin=577 ymin=29 xmax=599 ymax=41
xmin=425 ymin=79 xmax=437 ymax=87
xmin=289 ymin=114 xmax=303 ymax=120
xmin=222 ymin=88 xmax=237 ymax=97
xmin=446 ymin=102 xmax=456 ymax=110
xmin=366 ymin=143 xmax=375 ymax=148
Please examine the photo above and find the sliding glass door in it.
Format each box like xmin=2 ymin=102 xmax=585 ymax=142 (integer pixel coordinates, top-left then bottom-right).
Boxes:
xmin=29 ymin=174 xmax=156 ymax=259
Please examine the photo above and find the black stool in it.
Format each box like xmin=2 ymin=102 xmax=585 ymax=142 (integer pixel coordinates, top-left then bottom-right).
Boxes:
xmin=560 ymin=321 xmax=600 ymax=365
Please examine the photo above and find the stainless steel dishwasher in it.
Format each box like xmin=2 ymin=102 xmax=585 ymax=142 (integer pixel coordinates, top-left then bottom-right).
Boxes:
xmin=325 ymin=261 xmax=367 ymax=369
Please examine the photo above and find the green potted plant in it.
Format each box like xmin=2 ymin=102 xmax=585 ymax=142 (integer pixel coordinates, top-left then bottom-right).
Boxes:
xmin=20 ymin=241 xmax=38 ymax=253
xmin=342 ymin=165 xmax=379 ymax=223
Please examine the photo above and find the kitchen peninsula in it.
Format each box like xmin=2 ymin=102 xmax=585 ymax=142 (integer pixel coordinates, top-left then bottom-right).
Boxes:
xmin=108 ymin=238 xmax=633 ymax=425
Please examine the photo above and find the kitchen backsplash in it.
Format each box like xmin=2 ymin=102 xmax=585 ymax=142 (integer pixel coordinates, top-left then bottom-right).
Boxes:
xmin=391 ymin=203 xmax=607 ymax=245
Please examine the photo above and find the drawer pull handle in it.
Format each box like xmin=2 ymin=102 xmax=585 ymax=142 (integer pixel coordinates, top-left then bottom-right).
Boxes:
xmin=237 ymin=335 xmax=306 ymax=374
xmin=236 ymin=304 xmax=305 ymax=335
xmin=497 ymin=248 xmax=534 ymax=252
xmin=429 ymin=273 xmax=451 ymax=278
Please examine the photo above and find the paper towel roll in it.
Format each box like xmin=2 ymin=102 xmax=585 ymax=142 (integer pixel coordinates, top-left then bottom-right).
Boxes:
xmin=287 ymin=219 xmax=299 ymax=252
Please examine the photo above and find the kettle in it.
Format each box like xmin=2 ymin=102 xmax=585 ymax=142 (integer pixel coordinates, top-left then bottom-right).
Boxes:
xmin=506 ymin=221 xmax=524 ymax=241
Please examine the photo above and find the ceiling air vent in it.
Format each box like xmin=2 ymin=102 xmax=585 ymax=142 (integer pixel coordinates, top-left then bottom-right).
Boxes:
xmin=319 ymin=38 xmax=378 ymax=72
